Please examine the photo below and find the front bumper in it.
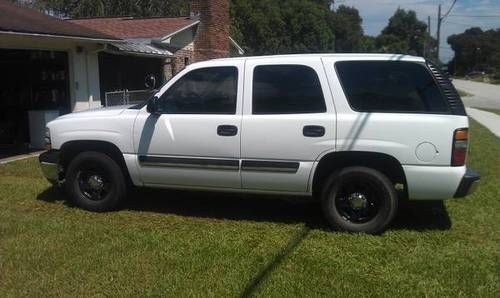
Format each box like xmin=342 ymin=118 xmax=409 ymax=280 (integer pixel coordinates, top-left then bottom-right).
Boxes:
xmin=39 ymin=150 xmax=60 ymax=185
xmin=454 ymin=168 xmax=480 ymax=198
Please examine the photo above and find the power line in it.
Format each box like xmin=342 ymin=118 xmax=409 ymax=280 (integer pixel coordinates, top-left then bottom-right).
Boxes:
xmin=441 ymin=0 xmax=457 ymax=20
xmin=445 ymin=20 xmax=479 ymax=26
xmin=449 ymin=15 xmax=500 ymax=18
xmin=335 ymin=0 xmax=439 ymax=5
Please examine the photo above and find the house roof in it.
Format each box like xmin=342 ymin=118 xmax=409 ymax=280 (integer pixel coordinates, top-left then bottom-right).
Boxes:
xmin=68 ymin=16 xmax=198 ymax=39
xmin=0 ymin=0 xmax=118 ymax=41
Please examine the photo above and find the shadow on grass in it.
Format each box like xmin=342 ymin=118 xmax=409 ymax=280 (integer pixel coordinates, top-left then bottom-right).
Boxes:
xmin=36 ymin=186 xmax=451 ymax=232
xmin=36 ymin=186 xmax=451 ymax=297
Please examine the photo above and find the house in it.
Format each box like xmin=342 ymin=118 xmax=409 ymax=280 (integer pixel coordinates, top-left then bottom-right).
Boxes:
xmin=68 ymin=0 xmax=243 ymax=101
xmin=0 ymin=0 xmax=241 ymax=155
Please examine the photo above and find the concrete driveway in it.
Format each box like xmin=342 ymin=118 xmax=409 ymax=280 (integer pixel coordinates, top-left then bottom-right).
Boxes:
xmin=452 ymin=79 xmax=500 ymax=137
xmin=453 ymin=79 xmax=500 ymax=109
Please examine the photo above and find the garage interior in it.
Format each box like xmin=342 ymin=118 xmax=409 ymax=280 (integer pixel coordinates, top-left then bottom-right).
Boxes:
xmin=0 ymin=49 xmax=70 ymax=157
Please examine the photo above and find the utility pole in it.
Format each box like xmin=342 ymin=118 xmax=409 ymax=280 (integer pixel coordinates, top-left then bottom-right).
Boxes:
xmin=428 ymin=16 xmax=431 ymax=35
xmin=436 ymin=4 xmax=442 ymax=63
xmin=428 ymin=16 xmax=431 ymax=58
xmin=424 ymin=15 xmax=431 ymax=58
xmin=436 ymin=0 xmax=457 ymax=64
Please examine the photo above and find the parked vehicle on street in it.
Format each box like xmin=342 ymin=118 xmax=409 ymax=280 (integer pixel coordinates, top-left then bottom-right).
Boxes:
xmin=39 ymin=54 xmax=480 ymax=233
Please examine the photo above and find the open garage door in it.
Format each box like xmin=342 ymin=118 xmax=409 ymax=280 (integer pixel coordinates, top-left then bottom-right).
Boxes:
xmin=0 ymin=49 xmax=70 ymax=157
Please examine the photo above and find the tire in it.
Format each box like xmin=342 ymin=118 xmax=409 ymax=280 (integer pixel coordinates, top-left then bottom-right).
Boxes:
xmin=321 ymin=166 xmax=398 ymax=234
xmin=65 ymin=151 xmax=126 ymax=212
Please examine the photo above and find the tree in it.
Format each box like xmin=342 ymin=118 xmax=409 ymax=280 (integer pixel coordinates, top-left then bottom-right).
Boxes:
xmin=359 ymin=35 xmax=377 ymax=53
xmin=376 ymin=8 xmax=434 ymax=57
xmin=231 ymin=0 xmax=335 ymax=55
xmin=17 ymin=0 xmax=190 ymax=18
xmin=332 ymin=5 xmax=363 ymax=52
xmin=448 ymin=27 xmax=500 ymax=77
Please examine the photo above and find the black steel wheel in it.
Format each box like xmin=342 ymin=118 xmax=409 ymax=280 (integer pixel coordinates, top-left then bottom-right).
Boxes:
xmin=76 ymin=166 xmax=111 ymax=201
xmin=321 ymin=167 xmax=398 ymax=234
xmin=65 ymin=151 xmax=126 ymax=212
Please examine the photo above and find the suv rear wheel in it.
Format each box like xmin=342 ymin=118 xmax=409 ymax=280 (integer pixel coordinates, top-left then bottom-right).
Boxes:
xmin=65 ymin=151 xmax=126 ymax=212
xmin=321 ymin=166 xmax=398 ymax=234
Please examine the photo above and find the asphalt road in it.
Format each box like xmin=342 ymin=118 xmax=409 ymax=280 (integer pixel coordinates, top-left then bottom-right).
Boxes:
xmin=453 ymin=79 xmax=500 ymax=109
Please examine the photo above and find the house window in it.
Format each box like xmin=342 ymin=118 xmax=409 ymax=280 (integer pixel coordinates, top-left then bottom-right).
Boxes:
xmin=184 ymin=57 xmax=190 ymax=66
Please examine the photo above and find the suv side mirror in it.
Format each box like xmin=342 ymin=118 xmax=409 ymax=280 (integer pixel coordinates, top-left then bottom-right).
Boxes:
xmin=145 ymin=74 xmax=157 ymax=90
xmin=146 ymin=96 xmax=159 ymax=114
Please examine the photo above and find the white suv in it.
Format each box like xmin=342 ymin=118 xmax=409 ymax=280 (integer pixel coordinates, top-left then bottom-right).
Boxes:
xmin=39 ymin=54 xmax=480 ymax=233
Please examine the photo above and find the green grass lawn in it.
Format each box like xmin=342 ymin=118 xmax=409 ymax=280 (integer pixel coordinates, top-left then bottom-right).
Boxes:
xmin=1 ymin=120 xmax=499 ymax=297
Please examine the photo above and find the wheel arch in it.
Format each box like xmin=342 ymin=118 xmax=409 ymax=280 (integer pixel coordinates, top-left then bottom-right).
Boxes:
xmin=59 ymin=140 xmax=132 ymax=185
xmin=311 ymin=151 xmax=408 ymax=199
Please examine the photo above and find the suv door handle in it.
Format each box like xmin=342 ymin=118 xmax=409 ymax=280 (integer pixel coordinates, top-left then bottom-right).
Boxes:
xmin=217 ymin=125 xmax=238 ymax=136
xmin=303 ymin=125 xmax=325 ymax=137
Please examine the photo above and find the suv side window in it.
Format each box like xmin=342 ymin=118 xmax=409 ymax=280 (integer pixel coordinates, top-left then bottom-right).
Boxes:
xmin=158 ymin=67 xmax=238 ymax=114
xmin=335 ymin=61 xmax=450 ymax=113
xmin=252 ymin=65 xmax=326 ymax=114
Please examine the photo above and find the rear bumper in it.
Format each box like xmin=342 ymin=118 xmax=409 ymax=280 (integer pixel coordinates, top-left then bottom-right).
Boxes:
xmin=39 ymin=150 xmax=60 ymax=184
xmin=454 ymin=168 xmax=480 ymax=198
xmin=403 ymin=165 xmax=479 ymax=200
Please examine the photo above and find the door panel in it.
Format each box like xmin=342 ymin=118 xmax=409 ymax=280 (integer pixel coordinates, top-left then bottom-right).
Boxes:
xmin=241 ymin=58 xmax=336 ymax=192
xmin=134 ymin=111 xmax=242 ymax=188
xmin=133 ymin=62 xmax=244 ymax=188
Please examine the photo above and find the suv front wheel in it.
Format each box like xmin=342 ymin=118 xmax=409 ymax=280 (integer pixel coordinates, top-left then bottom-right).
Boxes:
xmin=65 ymin=151 xmax=126 ymax=212
xmin=321 ymin=166 xmax=398 ymax=234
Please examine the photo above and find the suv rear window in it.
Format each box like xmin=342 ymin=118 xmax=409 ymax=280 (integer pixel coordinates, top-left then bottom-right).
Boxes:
xmin=335 ymin=61 xmax=450 ymax=113
xmin=253 ymin=65 xmax=326 ymax=114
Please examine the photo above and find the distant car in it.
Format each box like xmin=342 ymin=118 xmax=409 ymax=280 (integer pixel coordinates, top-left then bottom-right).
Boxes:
xmin=467 ymin=70 xmax=485 ymax=77
xmin=39 ymin=54 xmax=480 ymax=234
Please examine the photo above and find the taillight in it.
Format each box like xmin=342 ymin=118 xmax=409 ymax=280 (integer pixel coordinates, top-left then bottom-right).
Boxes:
xmin=451 ymin=128 xmax=468 ymax=166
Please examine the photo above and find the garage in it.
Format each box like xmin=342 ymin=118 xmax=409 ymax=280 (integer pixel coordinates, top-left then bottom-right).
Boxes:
xmin=0 ymin=49 xmax=70 ymax=155
xmin=0 ymin=1 xmax=121 ymax=157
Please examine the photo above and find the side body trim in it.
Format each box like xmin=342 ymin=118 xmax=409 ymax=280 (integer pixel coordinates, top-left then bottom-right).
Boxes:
xmin=138 ymin=155 xmax=239 ymax=170
xmin=138 ymin=155 xmax=300 ymax=173
xmin=241 ymin=160 xmax=300 ymax=173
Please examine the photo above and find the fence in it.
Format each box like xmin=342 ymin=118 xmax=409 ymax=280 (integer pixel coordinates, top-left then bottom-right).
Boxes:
xmin=104 ymin=89 xmax=157 ymax=107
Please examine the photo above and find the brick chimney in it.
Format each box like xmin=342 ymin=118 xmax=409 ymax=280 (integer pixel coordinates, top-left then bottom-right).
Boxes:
xmin=191 ymin=0 xmax=230 ymax=62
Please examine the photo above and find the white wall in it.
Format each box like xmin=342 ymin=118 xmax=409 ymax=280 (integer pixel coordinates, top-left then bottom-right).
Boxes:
xmin=70 ymin=46 xmax=102 ymax=111
xmin=0 ymin=33 xmax=103 ymax=112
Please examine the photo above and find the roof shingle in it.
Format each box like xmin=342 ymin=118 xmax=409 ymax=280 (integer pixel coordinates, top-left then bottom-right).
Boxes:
xmin=68 ymin=16 xmax=198 ymax=39
xmin=0 ymin=0 xmax=118 ymax=40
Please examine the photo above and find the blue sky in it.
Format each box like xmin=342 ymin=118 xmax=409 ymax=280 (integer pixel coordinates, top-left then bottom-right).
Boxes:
xmin=334 ymin=0 xmax=500 ymax=62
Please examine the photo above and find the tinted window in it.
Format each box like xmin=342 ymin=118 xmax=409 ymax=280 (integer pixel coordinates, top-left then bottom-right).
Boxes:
xmin=158 ymin=67 xmax=237 ymax=114
xmin=253 ymin=65 xmax=326 ymax=114
xmin=336 ymin=61 xmax=449 ymax=113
